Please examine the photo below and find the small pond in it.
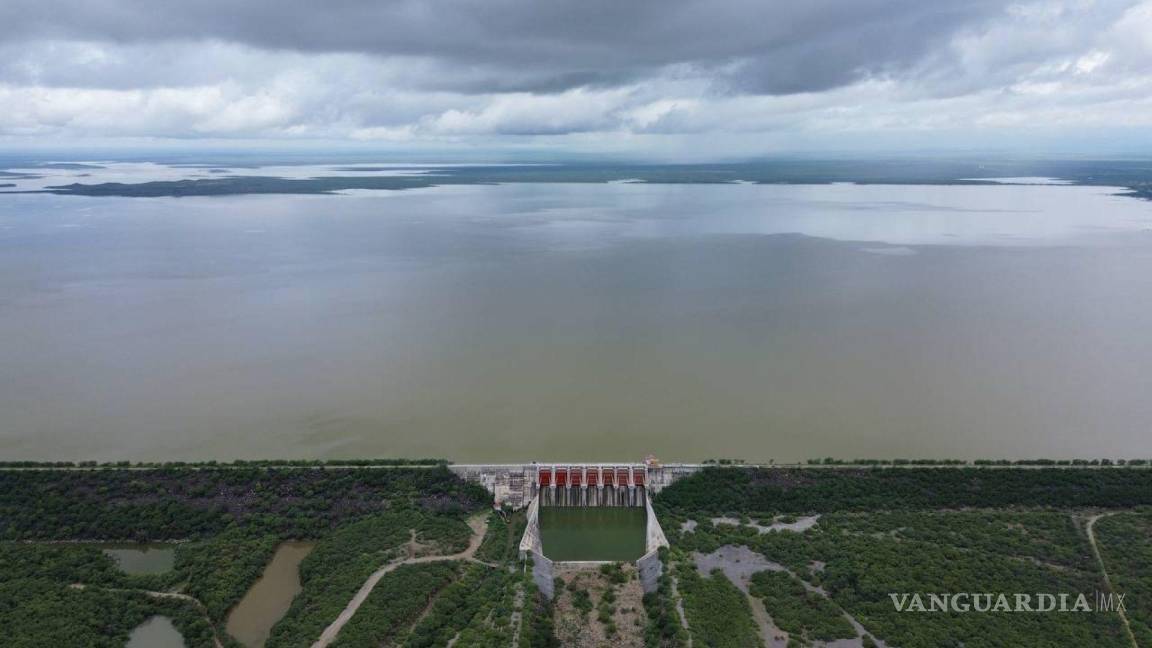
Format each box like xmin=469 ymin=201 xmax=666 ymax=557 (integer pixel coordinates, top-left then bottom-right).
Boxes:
xmin=127 ymin=616 xmax=185 ymax=648
xmin=101 ymin=544 xmax=176 ymax=575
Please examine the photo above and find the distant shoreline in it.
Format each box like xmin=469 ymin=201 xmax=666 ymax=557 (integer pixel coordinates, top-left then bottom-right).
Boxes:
xmin=1 ymin=457 xmax=1149 ymax=471
xmin=1 ymin=159 xmax=1149 ymax=199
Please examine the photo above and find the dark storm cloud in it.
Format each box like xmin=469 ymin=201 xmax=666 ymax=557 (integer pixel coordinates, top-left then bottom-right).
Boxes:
xmin=3 ymin=0 xmax=1011 ymax=94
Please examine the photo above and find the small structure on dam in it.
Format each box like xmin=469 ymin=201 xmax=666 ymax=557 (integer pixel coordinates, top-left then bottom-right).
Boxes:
xmin=450 ymin=458 xmax=692 ymax=599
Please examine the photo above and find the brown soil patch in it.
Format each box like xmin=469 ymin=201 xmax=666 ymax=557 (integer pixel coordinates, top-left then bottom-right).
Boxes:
xmin=554 ymin=564 xmax=648 ymax=648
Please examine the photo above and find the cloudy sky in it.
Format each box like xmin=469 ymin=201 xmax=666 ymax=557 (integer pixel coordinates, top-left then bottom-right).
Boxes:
xmin=4 ymin=0 xmax=1152 ymax=158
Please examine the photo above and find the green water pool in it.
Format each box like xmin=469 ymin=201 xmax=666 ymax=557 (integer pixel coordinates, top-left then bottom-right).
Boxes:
xmin=538 ymin=507 xmax=647 ymax=561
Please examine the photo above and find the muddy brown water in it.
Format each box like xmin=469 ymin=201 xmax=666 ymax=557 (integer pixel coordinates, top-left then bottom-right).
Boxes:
xmin=3 ymin=182 xmax=1152 ymax=462
xmin=225 ymin=542 xmax=315 ymax=647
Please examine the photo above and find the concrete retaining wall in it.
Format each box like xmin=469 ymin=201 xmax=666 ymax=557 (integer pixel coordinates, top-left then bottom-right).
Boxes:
xmin=637 ymin=548 xmax=664 ymax=593
xmin=639 ymin=492 xmax=670 ymax=593
xmin=529 ymin=549 xmax=555 ymax=600
xmin=517 ymin=485 xmax=674 ymax=598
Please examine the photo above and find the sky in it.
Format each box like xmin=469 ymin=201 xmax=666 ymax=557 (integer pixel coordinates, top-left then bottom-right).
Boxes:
xmin=3 ymin=0 xmax=1152 ymax=159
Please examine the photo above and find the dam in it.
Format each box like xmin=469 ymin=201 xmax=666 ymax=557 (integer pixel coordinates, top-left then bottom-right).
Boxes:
xmin=447 ymin=459 xmax=702 ymax=510
xmin=449 ymin=459 xmax=699 ymax=598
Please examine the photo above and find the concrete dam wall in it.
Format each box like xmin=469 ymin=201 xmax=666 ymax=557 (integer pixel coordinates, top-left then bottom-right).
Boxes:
xmin=447 ymin=460 xmax=701 ymax=510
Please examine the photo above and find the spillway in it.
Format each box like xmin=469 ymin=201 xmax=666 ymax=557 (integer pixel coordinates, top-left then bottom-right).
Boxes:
xmin=536 ymin=464 xmax=647 ymax=508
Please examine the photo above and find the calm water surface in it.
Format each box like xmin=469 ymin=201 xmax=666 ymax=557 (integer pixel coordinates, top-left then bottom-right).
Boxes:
xmin=1 ymin=182 xmax=1151 ymax=461
xmin=102 ymin=544 xmax=175 ymax=575
xmin=127 ymin=616 xmax=185 ymax=648
xmin=539 ymin=507 xmax=647 ymax=561
xmin=225 ymin=542 xmax=314 ymax=647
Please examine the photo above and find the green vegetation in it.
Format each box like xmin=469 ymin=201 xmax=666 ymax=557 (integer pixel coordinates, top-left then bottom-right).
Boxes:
xmin=175 ymin=525 xmax=280 ymax=619
xmin=400 ymin=564 xmax=515 ymax=647
xmin=675 ymin=561 xmax=762 ymax=648
xmin=1094 ymin=512 xmax=1152 ymax=645
xmin=813 ymin=534 xmax=1125 ymax=647
xmin=642 ymin=550 xmax=688 ymax=648
xmin=267 ymin=511 xmax=472 ymax=647
xmin=0 ymin=465 xmax=487 ymax=541
xmin=448 ymin=571 xmax=520 ymax=648
xmin=673 ymin=509 xmax=1131 ymax=647
xmin=805 ymin=457 xmax=1152 ymax=466
xmin=0 ymin=458 xmax=446 ymax=468
xmin=7 ymin=462 xmax=1150 ymax=646
xmin=657 ymin=467 xmax=1152 ymax=515
xmin=518 ymin=578 xmax=560 ymax=648
xmin=474 ymin=510 xmax=526 ymax=564
xmin=1 ymin=543 xmax=141 ymax=588
xmin=596 ymin=572 xmax=623 ymax=636
xmin=0 ymin=544 xmax=218 ymax=647
xmin=331 ymin=561 xmax=461 ymax=647
xmin=748 ymin=571 xmax=855 ymax=643
xmin=818 ymin=511 xmax=1094 ymax=571
xmin=600 ymin=561 xmax=629 ymax=585
xmin=571 ymin=587 xmax=593 ymax=618
xmin=0 ymin=463 xmax=489 ymax=647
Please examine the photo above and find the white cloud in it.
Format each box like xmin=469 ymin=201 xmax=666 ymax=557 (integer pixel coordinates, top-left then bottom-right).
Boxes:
xmin=2 ymin=0 xmax=1152 ymax=155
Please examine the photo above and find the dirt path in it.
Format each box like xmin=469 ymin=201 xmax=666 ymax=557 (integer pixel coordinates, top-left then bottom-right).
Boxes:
xmin=669 ymin=574 xmax=692 ymax=648
xmin=508 ymin=582 xmax=526 ymax=647
xmin=1086 ymin=513 xmax=1138 ymax=648
xmin=311 ymin=512 xmax=491 ymax=648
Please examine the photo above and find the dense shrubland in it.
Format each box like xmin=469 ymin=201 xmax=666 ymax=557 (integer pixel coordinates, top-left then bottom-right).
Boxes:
xmin=400 ymin=563 xmax=516 ymax=647
xmin=0 ymin=464 xmax=490 ymax=647
xmin=1094 ymin=512 xmax=1152 ymax=646
xmin=0 ymin=543 xmax=219 ymax=647
xmin=641 ymin=550 xmax=688 ymax=648
xmin=331 ymin=561 xmax=462 ymax=648
xmin=176 ymin=525 xmax=281 ymax=619
xmin=675 ymin=559 xmax=762 ymax=647
xmin=0 ymin=465 xmax=488 ymax=540
xmin=748 ymin=570 xmax=855 ymax=643
xmin=656 ymin=467 xmax=1152 ymax=515
xmin=475 ymin=510 xmax=527 ymax=564
xmin=519 ymin=578 xmax=560 ymax=648
xmin=673 ymin=511 xmax=1131 ymax=647
xmin=818 ymin=511 xmax=1095 ymax=571
xmin=266 ymin=510 xmax=473 ymax=647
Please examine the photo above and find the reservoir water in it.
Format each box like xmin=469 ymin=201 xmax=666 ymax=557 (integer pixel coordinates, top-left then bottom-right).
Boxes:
xmin=538 ymin=508 xmax=647 ymax=561
xmin=225 ymin=541 xmax=314 ymax=647
xmin=1 ymin=178 xmax=1151 ymax=462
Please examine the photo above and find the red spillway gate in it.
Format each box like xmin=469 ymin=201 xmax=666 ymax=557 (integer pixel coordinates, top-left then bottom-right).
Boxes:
xmin=535 ymin=464 xmax=648 ymax=493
